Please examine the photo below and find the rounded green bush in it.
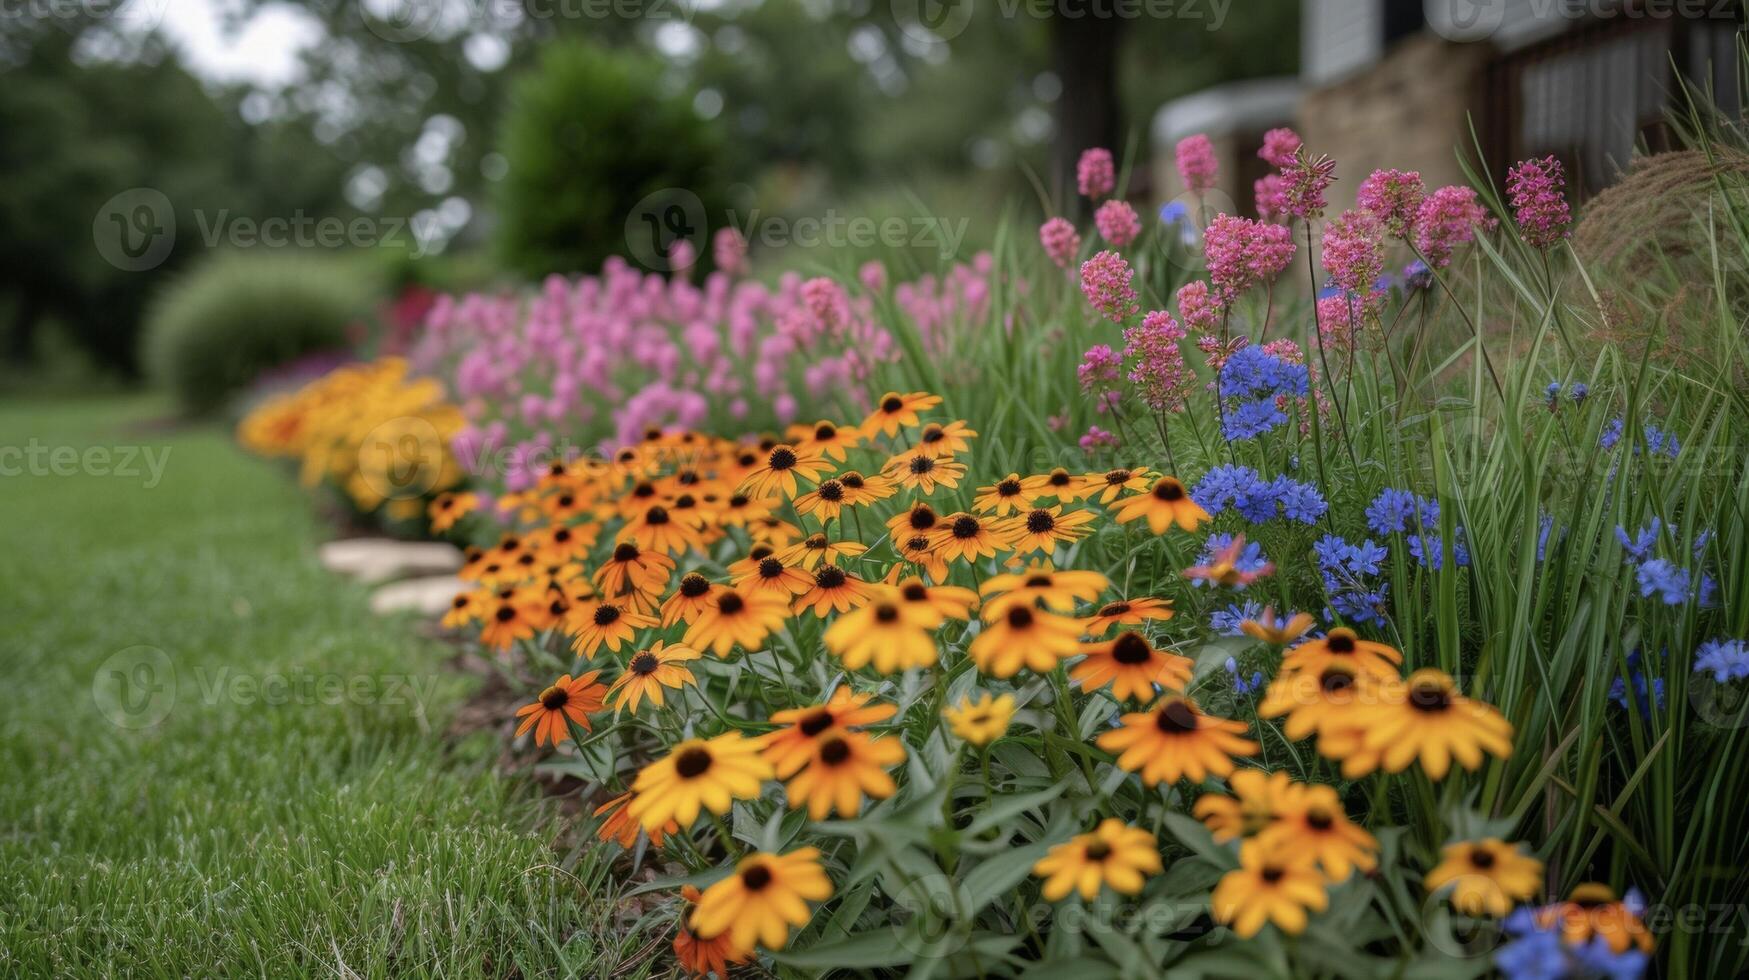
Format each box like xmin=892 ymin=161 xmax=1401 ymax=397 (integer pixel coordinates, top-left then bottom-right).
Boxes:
xmin=494 ymin=40 xmax=727 ymax=278
xmin=144 ymin=251 xmax=373 ymax=416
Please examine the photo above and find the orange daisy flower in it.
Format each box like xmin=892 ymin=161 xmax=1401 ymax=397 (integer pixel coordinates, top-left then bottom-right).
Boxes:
xmin=513 ymin=672 xmax=606 ymax=746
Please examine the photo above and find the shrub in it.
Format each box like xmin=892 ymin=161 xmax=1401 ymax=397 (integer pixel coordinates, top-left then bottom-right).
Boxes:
xmin=144 ymin=251 xmax=374 ymax=415
xmin=495 ymin=41 xmax=727 ymax=279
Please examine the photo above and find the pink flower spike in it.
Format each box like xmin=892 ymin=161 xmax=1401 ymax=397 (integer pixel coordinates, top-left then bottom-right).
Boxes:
xmin=1281 ymin=148 xmax=1337 ymax=222
xmin=1039 ymin=217 xmax=1082 ymax=269
xmin=1321 ymin=209 xmax=1386 ymax=296
xmin=1356 ymin=168 xmax=1426 ymax=238
xmin=1175 ymin=134 xmax=1219 ymax=195
xmin=1414 ymin=185 xmax=1491 ymax=269
xmin=1258 ymin=127 xmax=1302 ymax=170
xmin=1077 ymin=147 xmax=1116 ymax=200
xmin=1506 ymin=155 xmax=1571 ymax=249
xmin=1079 ymin=250 xmax=1139 ymax=323
xmin=1094 ymin=199 xmax=1142 ymax=247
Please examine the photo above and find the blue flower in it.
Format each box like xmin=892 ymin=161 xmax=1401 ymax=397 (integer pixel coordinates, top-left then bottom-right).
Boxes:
xmin=1193 ymin=464 xmax=1262 ymax=515
xmin=1570 ymin=382 xmax=1589 ymax=403
xmin=1210 ymin=600 xmax=1263 ymax=636
xmin=1199 ymin=534 xmax=1270 ymax=574
xmin=1402 ymin=260 xmax=1433 ymax=291
xmin=1610 ymin=650 xmax=1665 ymax=715
xmin=1695 ymin=638 xmax=1749 ymax=683
xmin=1600 ymin=417 xmax=1624 ymax=450
xmin=1222 ymin=397 xmax=1289 ymax=441
xmin=1613 ymin=518 xmax=1660 ymax=563
xmin=1313 ymin=534 xmax=1390 ymax=627
xmin=1601 ymin=417 xmax=1680 ymax=457
xmin=1536 ymin=513 xmax=1555 ymax=562
xmin=1495 ymin=927 xmax=1569 ymax=980
xmin=1570 ymin=937 xmax=1649 ymax=980
xmin=1219 ymin=346 xmax=1308 ymax=400
xmin=1545 ymin=381 xmax=1562 ymax=408
xmin=1365 ymin=488 xmax=1439 ymax=536
xmin=1224 ymin=656 xmax=1265 ymax=696
xmin=1407 ymin=531 xmax=1470 ymax=569
xmin=1635 ymin=559 xmax=1689 ymax=605
xmin=1158 ymin=201 xmax=1189 ymax=225
xmin=1269 ymin=475 xmax=1328 ymax=524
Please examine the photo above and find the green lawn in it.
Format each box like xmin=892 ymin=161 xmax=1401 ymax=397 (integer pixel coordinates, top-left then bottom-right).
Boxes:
xmin=0 ymin=397 xmax=633 ymax=977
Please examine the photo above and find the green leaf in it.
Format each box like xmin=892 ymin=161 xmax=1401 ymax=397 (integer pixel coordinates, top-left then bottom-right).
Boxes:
xmin=961 ymin=841 xmax=1052 ymax=914
xmin=1163 ymin=812 xmax=1235 ymax=870
xmin=965 ymin=783 xmax=1067 ymax=837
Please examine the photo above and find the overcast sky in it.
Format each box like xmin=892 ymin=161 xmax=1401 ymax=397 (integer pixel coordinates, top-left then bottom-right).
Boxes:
xmin=155 ymin=0 xmax=323 ymax=86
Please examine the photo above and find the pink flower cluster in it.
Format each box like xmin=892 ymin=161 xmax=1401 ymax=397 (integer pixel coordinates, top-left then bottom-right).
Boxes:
xmin=1356 ymin=169 xmax=1426 ymax=238
xmin=1124 ymin=310 xmax=1194 ymax=413
xmin=1414 ymin=185 xmax=1491 ymax=268
xmin=1321 ymin=209 xmax=1386 ymax=296
xmin=1280 ymin=150 xmax=1338 ymax=222
xmin=1204 ymin=214 xmax=1296 ymax=304
xmin=1039 ymin=217 xmax=1082 ymax=269
xmin=1175 ymin=134 xmax=1219 ymax=194
xmin=1258 ymin=128 xmax=1302 ymax=169
xmin=1079 ymin=250 xmax=1139 ymax=323
xmin=1094 ymin=199 xmax=1142 ymax=247
xmin=893 ymin=253 xmax=996 ymax=362
xmin=412 ymin=248 xmax=989 ymax=489
xmin=1077 ymin=147 xmax=1115 ymax=200
xmin=1506 ymin=155 xmax=1572 ymax=249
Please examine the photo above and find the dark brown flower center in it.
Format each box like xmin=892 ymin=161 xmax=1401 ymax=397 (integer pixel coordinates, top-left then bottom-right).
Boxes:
xmin=540 ymin=687 xmax=568 ymax=709
xmin=804 ymin=534 xmax=828 ymax=550
xmin=921 ymin=425 xmax=944 ymax=443
xmin=1048 ymin=470 xmax=1071 ymax=486
xmin=905 ymin=536 xmax=930 ymax=554
xmin=556 ymin=494 xmax=574 ymax=508
xmin=675 ymin=747 xmax=713 ymax=778
xmin=1469 ymin=848 xmax=1496 ymax=870
xmin=1099 ymin=601 xmax=1131 ymax=617
xmin=740 ymin=863 xmax=774 ymax=890
xmin=1326 ymin=630 xmax=1357 ymax=654
xmin=818 ymin=480 xmax=844 ymax=501
xmin=1261 ymin=867 xmax=1284 ymax=884
xmin=593 ymin=605 xmax=620 ymax=626
xmin=952 ymin=516 xmax=981 ymax=538
xmin=1105 ymin=469 xmax=1131 ymax=485
xmin=613 ymin=543 xmax=640 ymax=562
xmin=1409 ymin=683 xmax=1452 ymax=712
xmin=908 ymin=507 xmax=937 ymax=530
xmin=500 ymin=536 xmax=522 ymax=552
xmin=1083 ymin=840 xmax=1112 ymax=860
xmin=818 ymin=737 xmax=851 ymax=766
xmin=1005 ymin=606 xmax=1034 ymax=629
xmin=1111 ymin=632 xmax=1153 ymax=665
xmin=769 ymin=447 xmax=797 ymax=470
xmin=1320 ymin=669 xmax=1355 ymax=694
xmin=749 ymin=545 xmax=774 ymax=561
xmin=909 ymin=456 xmax=935 ymax=475
xmin=1306 ymin=809 xmax=1333 ymax=831
xmin=1025 ymin=510 xmax=1055 ymax=533
xmin=495 ymin=606 xmax=516 ymax=622
xmin=680 ymin=574 xmax=710 ymax=597
xmin=882 ymin=395 xmax=903 ymax=412
xmin=758 ymin=558 xmax=785 ymax=579
xmin=553 ymin=528 xmax=572 ymax=543
xmin=815 ymin=423 xmax=836 ymax=439
xmin=799 ymin=709 xmax=835 ymax=736
xmin=874 ymin=603 xmax=901 ymax=623
xmin=816 ymin=566 xmax=847 ymax=589
xmin=674 ymin=493 xmax=696 ymax=508
xmin=901 ymin=583 xmax=928 ymax=601
xmin=729 ymin=493 xmax=751 ymax=508
xmin=1155 ymin=700 xmax=1198 ymax=734
xmin=644 ymin=506 xmax=670 ymax=525
xmin=1153 ymin=479 xmax=1185 ymax=501
xmin=717 ymin=593 xmax=745 ymax=614
xmin=452 ymin=596 xmax=469 ymax=609
xmin=997 ymin=479 xmax=1021 ymax=496
xmin=631 ymin=652 xmax=659 ymax=674
xmin=632 ymin=482 xmax=656 ymax=499
xmin=841 ymin=472 xmax=865 ymax=488
xmin=1025 ymin=574 xmax=1053 ymax=587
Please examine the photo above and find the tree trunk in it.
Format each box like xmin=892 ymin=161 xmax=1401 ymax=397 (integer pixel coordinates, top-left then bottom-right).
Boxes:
xmin=1050 ymin=15 xmax=1123 ymax=211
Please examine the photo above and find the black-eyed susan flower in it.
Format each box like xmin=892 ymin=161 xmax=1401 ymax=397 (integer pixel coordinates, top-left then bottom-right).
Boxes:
xmin=607 ymin=641 xmax=700 ymax=713
xmin=737 ymin=444 xmax=830 ymax=499
xmin=861 ymin=390 xmax=942 ymax=437
xmin=895 ymin=532 xmax=949 ymax=582
xmin=628 ymin=732 xmax=773 ymax=830
xmin=892 ymin=576 xmax=976 ymax=625
xmin=513 ymin=672 xmax=606 ymax=747
xmin=688 ymin=848 xmax=833 ymax=952
xmin=622 ymin=503 xmax=706 ymax=555
xmin=764 ymin=687 xmax=897 ymax=777
xmin=1348 ymin=669 xmax=1513 ymax=780
xmin=1183 ymin=534 xmax=1274 ymax=588
xmin=748 ymin=515 xmax=805 ymax=547
xmin=823 ymin=587 xmax=937 ymax=673
xmin=886 ymin=502 xmax=941 ymax=540
xmin=915 ymin=419 xmax=977 ymax=457
xmin=777 ymin=533 xmax=867 ymax=570
xmin=1192 ymin=767 xmax=1293 ymax=842
xmin=1082 ymin=596 xmax=1174 ymax=635
xmin=1424 ymin=839 xmax=1544 ymax=918
xmin=565 ymin=597 xmax=658 ymax=657
xmin=794 ymin=564 xmax=875 ymax=617
xmin=979 ymin=564 xmax=1108 ymax=615
xmin=794 ymin=478 xmax=853 ymax=521
xmin=1112 ymin=475 xmax=1209 ymax=533
xmin=594 ymin=790 xmax=677 ymax=848
xmin=1073 ymin=466 xmax=1156 ymax=504
xmin=732 ymin=555 xmax=815 ymax=598
xmin=673 ymin=884 xmax=750 ymax=978
xmin=1097 ymin=696 xmax=1258 ymax=785
xmin=427 ymin=490 xmax=477 ymax=532
xmin=1071 ymin=630 xmax=1194 ymax=701
xmin=783 ymin=729 xmax=905 ymax=819
xmin=943 ymin=691 xmax=1016 ymax=745
xmin=1256 ymin=782 xmax=1378 ymax=881
xmin=480 ymin=592 xmax=543 ymax=651
xmin=790 ymin=419 xmax=862 ymax=461
xmin=683 ymin=586 xmax=792 ymax=658
xmin=718 ymin=492 xmax=779 ymax=529
xmin=1003 ymin=505 xmax=1099 ymax=556
xmin=1280 ymin=627 xmax=1402 ymax=680
xmin=1526 ymin=883 xmax=1655 ymax=954
xmin=442 ymin=589 xmax=482 ymax=629
xmin=1031 ymin=819 xmax=1163 ymax=901
xmin=833 ymin=469 xmax=895 ymax=506
xmin=1240 ymin=607 xmax=1316 ymax=646
xmin=532 ymin=523 xmax=597 ymax=565
xmin=969 ymin=604 xmax=1084 ymax=678
xmin=929 ymin=511 xmax=1015 ymax=564
xmin=1210 ymin=840 xmax=1329 ymax=938
xmin=594 ymin=541 xmax=675 ymax=597
xmin=972 ymin=473 xmax=1035 ymax=515
xmin=1019 ymin=467 xmax=1080 ymax=503
xmin=1258 ymin=663 xmax=1379 ymax=776
xmin=660 ymin=572 xmax=718 ymax=627
xmin=884 ymin=450 xmax=966 ymax=494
